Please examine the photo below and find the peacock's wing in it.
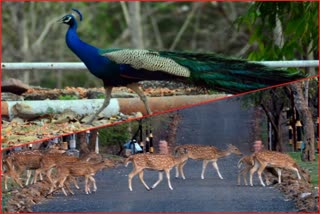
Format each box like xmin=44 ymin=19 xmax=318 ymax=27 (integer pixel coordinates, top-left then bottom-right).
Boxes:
xmin=101 ymin=49 xmax=308 ymax=94
xmin=101 ymin=49 xmax=191 ymax=77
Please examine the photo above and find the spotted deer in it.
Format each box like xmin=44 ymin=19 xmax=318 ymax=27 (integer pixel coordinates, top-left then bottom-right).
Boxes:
xmin=3 ymin=150 xmax=44 ymax=189
xmin=249 ymin=150 xmax=303 ymax=187
xmin=125 ymin=148 xmax=189 ymax=191
xmin=174 ymin=144 xmax=242 ymax=180
xmin=36 ymin=153 xmax=80 ymax=185
xmin=49 ymin=159 xmax=114 ymax=196
xmin=3 ymin=148 xmax=100 ymax=191
xmin=237 ymin=154 xmax=275 ymax=186
xmin=2 ymin=158 xmax=24 ymax=190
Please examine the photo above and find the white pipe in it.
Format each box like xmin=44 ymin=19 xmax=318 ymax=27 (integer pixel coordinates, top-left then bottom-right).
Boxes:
xmin=1 ymin=60 xmax=319 ymax=70
xmin=256 ymin=60 xmax=319 ymax=68
xmin=6 ymin=99 xmax=120 ymax=120
xmin=1 ymin=62 xmax=87 ymax=70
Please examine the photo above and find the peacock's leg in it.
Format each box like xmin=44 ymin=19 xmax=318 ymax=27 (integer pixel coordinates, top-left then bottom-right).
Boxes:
xmin=86 ymin=86 xmax=113 ymax=124
xmin=127 ymin=83 xmax=152 ymax=115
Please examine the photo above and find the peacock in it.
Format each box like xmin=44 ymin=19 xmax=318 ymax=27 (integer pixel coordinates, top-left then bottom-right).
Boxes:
xmin=60 ymin=9 xmax=307 ymax=124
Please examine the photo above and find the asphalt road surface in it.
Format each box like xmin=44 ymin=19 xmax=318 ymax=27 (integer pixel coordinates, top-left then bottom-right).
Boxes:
xmin=32 ymin=98 xmax=297 ymax=212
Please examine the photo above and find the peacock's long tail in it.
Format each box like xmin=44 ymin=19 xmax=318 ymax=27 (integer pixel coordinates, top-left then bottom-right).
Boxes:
xmin=159 ymin=51 xmax=308 ymax=94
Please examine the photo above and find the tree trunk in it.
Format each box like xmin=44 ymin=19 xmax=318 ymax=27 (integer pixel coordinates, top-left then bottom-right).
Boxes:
xmin=260 ymin=103 xmax=284 ymax=151
xmin=128 ymin=2 xmax=144 ymax=49
xmin=290 ymin=82 xmax=315 ymax=161
xmin=88 ymin=129 xmax=98 ymax=152
xmin=78 ymin=132 xmax=90 ymax=156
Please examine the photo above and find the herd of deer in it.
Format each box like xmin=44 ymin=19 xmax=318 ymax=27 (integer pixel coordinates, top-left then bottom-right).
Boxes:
xmin=2 ymin=144 xmax=115 ymax=196
xmin=2 ymin=142 xmax=304 ymax=196
xmin=125 ymin=144 xmax=304 ymax=191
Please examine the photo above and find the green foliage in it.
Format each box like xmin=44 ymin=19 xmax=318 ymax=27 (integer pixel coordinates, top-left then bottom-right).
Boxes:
xmin=240 ymin=87 xmax=291 ymax=109
xmin=45 ymin=107 xmax=55 ymax=114
xmin=98 ymin=122 xmax=138 ymax=147
xmin=58 ymin=95 xmax=78 ymax=100
xmin=237 ymin=2 xmax=318 ymax=60
xmin=97 ymin=93 xmax=105 ymax=99
xmin=288 ymin=152 xmax=319 ymax=186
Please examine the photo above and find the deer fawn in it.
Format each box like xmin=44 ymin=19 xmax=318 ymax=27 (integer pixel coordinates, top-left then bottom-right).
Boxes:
xmin=49 ymin=159 xmax=114 ymax=196
xmin=249 ymin=150 xmax=302 ymax=187
xmin=125 ymin=148 xmax=189 ymax=191
xmin=174 ymin=144 xmax=242 ymax=180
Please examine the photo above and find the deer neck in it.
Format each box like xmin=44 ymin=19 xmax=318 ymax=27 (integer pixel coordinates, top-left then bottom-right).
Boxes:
xmin=93 ymin=161 xmax=107 ymax=172
xmin=174 ymin=154 xmax=188 ymax=165
xmin=216 ymin=149 xmax=231 ymax=159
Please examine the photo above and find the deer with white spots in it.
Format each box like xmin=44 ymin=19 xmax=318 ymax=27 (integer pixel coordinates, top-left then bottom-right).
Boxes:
xmin=249 ymin=150 xmax=303 ymax=187
xmin=125 ymin=148 xmax=189 ymax=191
xmin=174 ymin=144 xmax=242 ymax=180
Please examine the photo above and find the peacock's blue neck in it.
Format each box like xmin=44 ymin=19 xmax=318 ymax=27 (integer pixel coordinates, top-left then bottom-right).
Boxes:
xmin=66 ymin=24 xmax=115 ymax=79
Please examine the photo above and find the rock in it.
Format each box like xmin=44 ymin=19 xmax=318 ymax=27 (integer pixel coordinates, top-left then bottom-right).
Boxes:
xmin=300 ymin=192 xmax=312 ymax=199
xmin=12 ymin=103 xmax=42 ymax=120
xmin=53 ymin=109 xmax=78 ymax=124
xmin=2 ymin=78 xmax=30 ymax=95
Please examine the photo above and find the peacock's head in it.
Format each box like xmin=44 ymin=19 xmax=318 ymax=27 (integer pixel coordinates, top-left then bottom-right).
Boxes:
xmin=59 ymin=8 xmax=83 ymax=26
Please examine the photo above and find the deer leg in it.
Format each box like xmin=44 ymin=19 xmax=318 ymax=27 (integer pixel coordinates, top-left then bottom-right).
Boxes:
xmin=39 ymin=172 xmax=43 ymax=181
xmin=87 ymin=86 xmax=113 ymax=124
xmin=237 ymin=170 xmax=241 ymax=185
xmin=127 ymin=83 xmax=152 ymax=115
xmin=151 ymin=172 xmax=163 ymax=189
xmin=291 ymin=167 xmax=301 ymax=180
xmin=180 ymin=161 xmax=187 ymax=179
xmin=59 ymin=177 xmax=69 ymax=196
xmin=176 ymin=161 xmax=187 ymax=179
xmin=46 ymin=168 xmax=55 ymax=186
xmin=137 ymin=171 xmax=150 ymax=191
xmin=26 ymin=170 xmax=32 ymax=185
xmin=33 ymin=169 xmax=42 ymax=184
xmin=64 ymin=178 xmax=74 ymax=195
xmin=128 ymin=168 xmax=142 ymax=191
xmin=89 ymin=176 xmax=97 ymax=192
xmin=4 ymin=173 xmax=8 ymax=190
xmin=72 ymin=177 xmax=80 ymax=189
xmin=238 ymin=167 xmax=248 ymax=186
xmin=263 ymin=171 xmax=271 ymax=186
xmin=175 ymin=165 xmax=180 ymax=178
xmin=84 ymin=176 xmax=90 ymax=194
xmin=5 ymin=170 xmax=23 ymax=189
xmin=257 ymin=164 xmax=267 ymax=187
xmin=243 ymin=167 xmax=251 ymax=186
xmin=249 ymin=161 xmax=260 ymax=186
xmin=165 ymin=169 xmax=173 ymax=190
xmin=201 ymin=160 xmax=209 ymax=179
xmin=212 ymin=161 xmax=223 ymax=179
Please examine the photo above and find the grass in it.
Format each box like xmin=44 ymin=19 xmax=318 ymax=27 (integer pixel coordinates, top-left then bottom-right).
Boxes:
xmin=288 ymin=152 xmax=319 ymax=187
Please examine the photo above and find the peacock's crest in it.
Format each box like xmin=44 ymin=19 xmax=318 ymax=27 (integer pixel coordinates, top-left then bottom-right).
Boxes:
xmin=71 ymin=8 xmax=83 ymax=21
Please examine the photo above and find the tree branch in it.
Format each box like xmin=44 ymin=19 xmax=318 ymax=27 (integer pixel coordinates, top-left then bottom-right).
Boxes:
xmin=169 ymin=3 xmax=202 ymax=50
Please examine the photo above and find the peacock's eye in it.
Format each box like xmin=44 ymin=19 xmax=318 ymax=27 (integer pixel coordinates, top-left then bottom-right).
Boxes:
xmin=63 ymin=16 xmax=72 ymax=23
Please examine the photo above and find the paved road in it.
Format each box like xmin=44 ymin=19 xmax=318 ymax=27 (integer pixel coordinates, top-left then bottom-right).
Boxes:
xmin=32 ymin=98 xmax=297 ymax=212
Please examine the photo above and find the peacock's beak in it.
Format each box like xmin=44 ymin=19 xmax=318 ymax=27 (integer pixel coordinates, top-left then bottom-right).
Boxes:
xmin=57 ymin=17 xmax=64 ymax=23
